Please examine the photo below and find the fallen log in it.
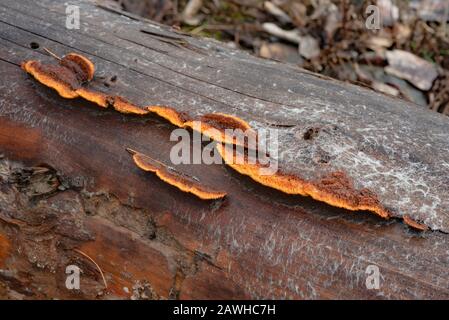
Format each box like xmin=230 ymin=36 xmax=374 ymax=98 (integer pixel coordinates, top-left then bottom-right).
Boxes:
xmin=0 ymin=0 xmax=448 ymax=299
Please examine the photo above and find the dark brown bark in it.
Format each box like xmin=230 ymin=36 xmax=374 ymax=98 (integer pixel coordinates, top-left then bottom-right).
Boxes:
xmin=0 ymin=0 xmax=448 ymax=299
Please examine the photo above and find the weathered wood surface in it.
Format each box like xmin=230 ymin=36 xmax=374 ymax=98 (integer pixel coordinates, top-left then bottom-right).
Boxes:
xmin=0 ymin=0 xmax=449 ymax=299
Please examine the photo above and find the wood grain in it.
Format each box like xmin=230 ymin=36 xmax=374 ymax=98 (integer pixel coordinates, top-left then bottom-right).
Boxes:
xmin=0 ymin=0 xmax=448 ymax=299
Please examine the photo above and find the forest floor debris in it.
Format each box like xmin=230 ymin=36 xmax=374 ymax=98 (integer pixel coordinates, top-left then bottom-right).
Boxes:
xmin=111 ymin=0 xmax=449 ymax=114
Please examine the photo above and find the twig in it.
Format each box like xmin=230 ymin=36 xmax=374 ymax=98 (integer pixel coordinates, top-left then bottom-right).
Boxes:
xmin=262 ymin=23 xmax=301 ymax=44
xmin=442 ymin=1 xmax=449 ymax=37
xmin=74 ymin=248 xmax=108 ymax=289
xmin=182 ymin=0 xmax=203 ymax=26
xmin=264 ymin=1 xmax=291 ymax=24
xmin=43 ymin=47 xmax=61 ymax=60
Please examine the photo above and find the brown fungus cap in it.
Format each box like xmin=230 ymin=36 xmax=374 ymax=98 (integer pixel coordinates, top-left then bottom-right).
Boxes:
xmin=22 ymin=52 xmax=96 ymax=98
xmin=21 ymin=60 xmax=79 ymax=98
xmin=60 ymin=53 xmax=95 ymax=83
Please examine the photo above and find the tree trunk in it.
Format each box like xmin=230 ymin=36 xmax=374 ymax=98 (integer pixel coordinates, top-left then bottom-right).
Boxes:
xmin=0 ymin=0 xmax=448 ymax=299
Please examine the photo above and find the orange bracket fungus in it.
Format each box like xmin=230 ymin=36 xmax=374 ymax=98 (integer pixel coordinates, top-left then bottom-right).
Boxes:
xmin=127 ymin=148 xmax=227 ymax=200
xmin=403 ymin=215 xmax=429 ymax=231
xmin=184 ymin=113 xmax=258 ymax=149
xmin=216 ymin=143 xmax=391 ymax=219
xmin=21 ymin=51 xmax=95 ymax=99
xmin=22 ymin=51 xmax=149 ymax=115
xmin=22 ymin=52 xmax=255 ymax=147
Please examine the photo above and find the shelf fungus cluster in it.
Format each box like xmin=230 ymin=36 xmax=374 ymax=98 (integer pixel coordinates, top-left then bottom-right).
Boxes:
xmin=127 ymin=148 xmax=226 ymax=200
xmin=216 ymin=144 xmax=391 ymax=219
xmin=22 ymin=52 xmax=151 ymax=115
xmin=22 ymin=52 xmax=429 ymax=230
xmin=22 ymin=52 xmax=257 ymax=148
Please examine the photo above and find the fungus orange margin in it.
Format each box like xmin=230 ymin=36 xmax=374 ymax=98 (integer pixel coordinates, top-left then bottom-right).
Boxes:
xmin=216 ymin=143 xmax=390 ymax=219
xmin=127 ymin=148 xmax=227 ymax=200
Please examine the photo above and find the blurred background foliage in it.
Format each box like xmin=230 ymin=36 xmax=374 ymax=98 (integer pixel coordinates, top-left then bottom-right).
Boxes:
xmin=110 ymin=0 xmax=449 ymax=114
